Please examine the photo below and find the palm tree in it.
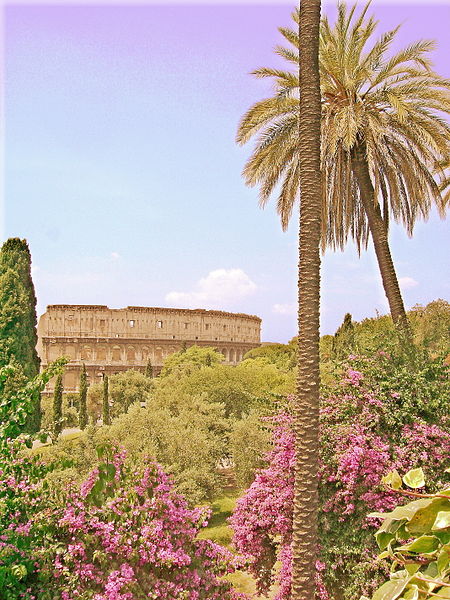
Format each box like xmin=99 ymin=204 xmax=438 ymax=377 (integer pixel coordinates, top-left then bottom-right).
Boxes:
xmin=292 ymin=1 xmax=322 ymax=597
xmin=237 ymin=2 xmax=450 ymax=332
xmin=438 ymin=159 xmax=450 ymax=204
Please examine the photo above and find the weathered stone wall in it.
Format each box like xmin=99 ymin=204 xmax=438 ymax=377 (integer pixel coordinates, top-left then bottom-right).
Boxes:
xmin=37 ymin=305 xmax=261 ymax=392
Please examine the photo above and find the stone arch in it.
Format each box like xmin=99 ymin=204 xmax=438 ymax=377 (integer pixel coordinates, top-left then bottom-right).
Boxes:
xmin=155 ymin=347 xmax=163 ymax=363
xmin=112 ymin=346 xmax=121 ymax=362
xmin=96 ymin=345 xmax=107 ymax=361
xmin=80 ymin=345 xmax=92 ymax=361
xmin=64 ymin=371 xmax=76 ymax=389
xmin=229 ymin=348 xmax=236 ymax=363
xmin=49 ymin=344 xmax=63 ymax=361
xmin=141 ymin=346 xmax=149 ymax=361
xmin=64 ymin=345 xmax=76 ymax=359
xmin=126 ymin=346 xmax=136 ymax=362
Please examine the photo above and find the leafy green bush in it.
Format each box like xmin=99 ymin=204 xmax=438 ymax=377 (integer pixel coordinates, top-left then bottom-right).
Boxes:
xmin=366 ymin=467 xmax=450 ymax=600
xmin=39 ymin=392 xmax=229 ymax=505
xmin=40 ymin=393 xmax=80 ymax=431
xmin=154 ymin=359 xmax=293 ymax=419
xmin=243 ymin=339 xmax=297 ymax=372
xmin=0 ymin=359 xmax=65 ymax=599
xmin=229 ymin=410 xmax=271 ymax=489
xmin=87 ymin=369 xmax=153 ymax=420
xmin=160 ymin=345 xmax=224 ymax=376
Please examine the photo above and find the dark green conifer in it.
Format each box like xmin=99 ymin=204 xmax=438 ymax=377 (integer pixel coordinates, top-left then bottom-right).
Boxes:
xmin=332 ymin=313 xmax=355 ymax=359
xmin=102 ymin=374 xmax=111 ymax=426
xmin=79 ymin=364 xmax=88 ymax=430
xmin=0 ymin=238 xmax=41 ymax=431
xmin=145 ymin=358 xmax=153 ymax=378
xmin=53 ymin=373 xmax=63 ymax=436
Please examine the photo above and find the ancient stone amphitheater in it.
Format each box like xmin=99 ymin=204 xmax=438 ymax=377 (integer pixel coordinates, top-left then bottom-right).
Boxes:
xmin=37 ymin=304 xmax=261 ymax=392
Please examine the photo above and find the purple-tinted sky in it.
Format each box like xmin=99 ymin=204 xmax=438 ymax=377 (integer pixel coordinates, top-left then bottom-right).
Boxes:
xmin=3 ymin=1 xmax=450 ymax=342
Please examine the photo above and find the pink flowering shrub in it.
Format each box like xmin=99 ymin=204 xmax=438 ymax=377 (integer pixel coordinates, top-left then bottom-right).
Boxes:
xmin=0 ymin=364 xmax=248 ymax=599
xmin=2 ymin=445 xmax=248 ymax=600
xmin=231 ymin=355 xmax=450 ymax=600
xmin=0 ymin=361 xmax=67 ymax=600
xmin=48 ymin=446 xmax=246 ymax=600
xmin=0 ymin=441 xmax=55 ymax=600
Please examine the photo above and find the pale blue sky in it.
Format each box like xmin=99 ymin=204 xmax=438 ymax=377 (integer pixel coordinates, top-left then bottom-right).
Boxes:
xmin=3 ymin=1 xmax=450 ymax=342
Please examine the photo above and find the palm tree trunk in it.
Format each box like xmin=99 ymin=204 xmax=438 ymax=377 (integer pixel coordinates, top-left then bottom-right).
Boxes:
xmin=292 ymin=0 xmax=322 ymax=598
xmin=351 ymin=142 xmax=411 ymax=336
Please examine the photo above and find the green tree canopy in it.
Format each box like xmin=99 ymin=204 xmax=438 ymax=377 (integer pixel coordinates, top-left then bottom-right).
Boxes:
xmin=0 ymin=239 xmax=41 ymax=432
xmin=159 ymin=346 xmax=224 ymax=377
xmin=87 ymin=369 xmax=154 ymax=420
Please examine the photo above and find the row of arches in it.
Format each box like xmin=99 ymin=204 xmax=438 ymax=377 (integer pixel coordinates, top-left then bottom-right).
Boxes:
xmin=46 ymin=342 xmax=249 ymax=365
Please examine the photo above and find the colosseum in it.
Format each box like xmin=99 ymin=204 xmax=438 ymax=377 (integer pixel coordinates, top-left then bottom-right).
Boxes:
xmin=37 ymin=304 xmax=261 ymax=392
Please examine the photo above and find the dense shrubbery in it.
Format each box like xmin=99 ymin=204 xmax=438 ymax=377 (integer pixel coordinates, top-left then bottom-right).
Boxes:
xmin=231 ymin=345 xmax=450 ymax=600
xmin=2 ymin=444 xmax=248 ymax=600
xmin=87 ymin=369 xmax=154 ymax=421
xmin=0 ymin=364 xmax=248 ymax=599
xmin=4 ymin=300 xmax=449 ymax=599
xmin=36 ymin=346 xmax=292 ymax=506
xmin=47 ymin=447 xmax=246 ymax=600
xmin=0 ymin=360 xmax=65 ymax=599
xmin=366 ymin=467 xmax=450 ymax=600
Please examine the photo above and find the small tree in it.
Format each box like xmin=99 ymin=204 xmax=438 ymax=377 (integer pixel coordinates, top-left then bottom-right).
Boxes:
xmin=52 ymin=373 xmax=63 ymax=436
xmin=145 ymin=358 xmax=153 ymax=378
xmin=0 ymin=238 xmax=41 ymax=432
xmin=78 ymin=364 xmax=88 ymax=430
xmin=332 ymin=313 xmax=355 ymax=359
xmin=160 ymin=346 xmax=224 ymax=377
xmin=102 ymin=374 xmax=111 ymax=426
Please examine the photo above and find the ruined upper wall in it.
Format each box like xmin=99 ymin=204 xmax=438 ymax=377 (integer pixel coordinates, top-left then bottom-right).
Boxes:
xmin=38 ymin=304 xmax=261 ymax=345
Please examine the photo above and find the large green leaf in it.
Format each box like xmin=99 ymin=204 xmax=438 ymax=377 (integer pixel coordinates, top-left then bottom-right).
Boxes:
xmin=372 ymin=576 xmax=410 ymax=600
xmin=382 ymin=470 xmax=403 ymax=490
xmin=404 ymin=564 xmax=421 ymax=576
xmin=376 ymin=531 xmax=395 ymax=550
xmin=433 ymin=512 xmax=450 ymax=531
xmin=402 ymin=584 xmax=419 ymax=600
xmin=397 ymin=535 xmax=440 ymax=553
xmin=407 ymin=500 xmax=450 ymax=535
xmin=403 ymin=468 xmax=425 ymax=489
xmin=438 ymin=550 xmax=450 ymax=575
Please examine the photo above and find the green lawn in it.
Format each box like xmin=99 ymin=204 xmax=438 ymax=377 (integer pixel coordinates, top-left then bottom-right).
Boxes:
xmin=197 ymin=483 xmax=279 ymax=598
xmin=197 ymin=490 xmax=237 ymax=546
xmin=197 ymin=485 xmax=266 ymax=597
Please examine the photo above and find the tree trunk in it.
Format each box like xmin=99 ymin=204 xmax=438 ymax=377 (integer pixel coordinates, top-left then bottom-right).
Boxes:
xmin=292 ymin=0 xmax=322 ymax=598
xmin=351 ymin=142 xmax=411 ymax=335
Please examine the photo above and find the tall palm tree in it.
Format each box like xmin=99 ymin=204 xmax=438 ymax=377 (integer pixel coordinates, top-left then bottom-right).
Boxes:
xmin=438 ymin=159 xmax=450 ymax=204
xmin=293 ymin=1 xmax=322 ymax=597
xmin=237 ymin=2 xmax=450 ymax=332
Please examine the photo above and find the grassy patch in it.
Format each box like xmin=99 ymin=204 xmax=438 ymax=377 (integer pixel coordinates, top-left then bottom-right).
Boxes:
xmin=197 ymin=490 xmax=239 ymax=547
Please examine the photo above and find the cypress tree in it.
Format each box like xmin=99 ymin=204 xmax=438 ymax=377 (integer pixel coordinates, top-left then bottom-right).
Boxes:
xmin=332 ymin=313 xmax=355 ymax=359
xmin=102 ymin=374 xmax=111 ymax=426
xmin=0 ymin=238 xmax=41 ymax=432
xmin=145 ymin=358 xmax=153 ymax=378
xmin=78 ymin=364 xmax=88 ymax=430
xmin=53 ymin=373 xmax=63 ymax=436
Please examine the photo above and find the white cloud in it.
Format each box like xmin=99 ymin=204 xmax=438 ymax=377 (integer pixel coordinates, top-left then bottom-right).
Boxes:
xmin=272 ymin=303 xmax=297 ymax=315
xmin=165 ymin=268 xmax=257 ymax=309
xmin=399 ymin=276 xmax=418 ymax=290
xmin=111 ymin=252 xmax=121 ymax=260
